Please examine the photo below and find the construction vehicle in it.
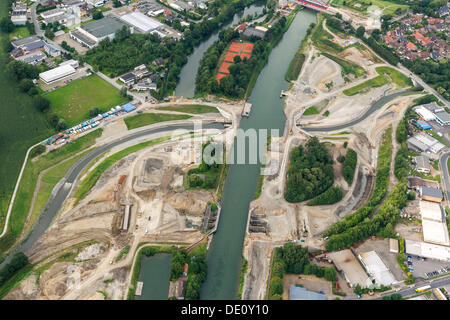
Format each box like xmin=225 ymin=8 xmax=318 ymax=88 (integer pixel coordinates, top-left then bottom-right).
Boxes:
xmin=368 ymin=169 xmax=377 ymax=176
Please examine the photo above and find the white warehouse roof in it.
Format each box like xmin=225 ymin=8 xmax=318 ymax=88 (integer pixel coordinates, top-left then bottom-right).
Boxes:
xmin=40 ymin=64 xmax=76 ymax=84
xmin=358 ymin=251 xmax=396 ymax=287
xmin=119 ymin=11 xmax=163 ymax=33
xmin=422 ymin=219 xmax=450 ymax=246
xmin=414 ymin=106 xmax=435 ymax=121
xmin=420 ymin=200 xmax=443 ymax=221
xmin=405 ymin=239 xmax=450 ymax=262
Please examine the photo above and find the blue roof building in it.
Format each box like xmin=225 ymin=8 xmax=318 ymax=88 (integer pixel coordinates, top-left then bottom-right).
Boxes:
xmin=417 ymin=121 xmax=432 ymax=130
xmin=289 ymin=286 xmax=327 ymax=300
xmin=122 ymin=102 xmax=137 ymax=113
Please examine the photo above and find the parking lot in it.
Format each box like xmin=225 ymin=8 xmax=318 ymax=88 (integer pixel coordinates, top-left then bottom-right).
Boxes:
xmin=407 ymin=254 xmax=450 ymax=279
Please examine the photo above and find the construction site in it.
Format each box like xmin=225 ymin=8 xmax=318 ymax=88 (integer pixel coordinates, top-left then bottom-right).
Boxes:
xmin=241 ymin=16 xmax=424 ymax=300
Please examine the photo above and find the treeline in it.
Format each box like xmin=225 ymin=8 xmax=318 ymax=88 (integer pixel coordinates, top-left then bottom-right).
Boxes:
xmin=86 ymin=0 xmax=260 ymax=98
xmin=343 ymin=148 xmax=357 ymax=185
xmin=324 ymin=128 xmax=393 ymax=239
xmin=306 ymin=186 xmax=342 ymax=206
xmin=284 ymin=137 xmax=334 ymax=203
xmin=195 ymin=16 xmax=288 ymax=99
xmin=268 ymin=242 xmax=338 ymax=300
xmin=0 ymin=252 xmax=29 ymax=287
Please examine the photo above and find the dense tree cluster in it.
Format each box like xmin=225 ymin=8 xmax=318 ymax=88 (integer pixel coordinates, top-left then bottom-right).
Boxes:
xmin=411 ymin=0 xmax=447 ymax=18
xmin=184 ymin=245 xmax=207 ymax=300
xmin=195 ymin=16 xmax=287 ymax=99
xmin=0 ymin=252 xmax=29 ymax=287
xmin=343 ymin=148 xmax=357 ymax=185
xmin=306 ymin=186 xmax=343 ymax=206
xmin=187 ymin=143 xmax=222 ymax=189
xmin=284 ymin=137 xmax=334 ymax=203
xmin=170 ymin=250 xmax=188 ymax=281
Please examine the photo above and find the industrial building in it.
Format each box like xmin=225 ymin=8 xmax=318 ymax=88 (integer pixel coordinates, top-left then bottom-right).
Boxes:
xmin=242 ymin=27 xmax=266 ymax=39
xmin=420 ymin=186 xmax=443 ymax=203
xmin=11 ymin=2 xmax=27 ymax=25
xmin=289 ymin=286 xmax=326 ymax=300
xmin=121 ymin=103 xmax=137 ymax=113
xmin=327 ymin=249 xmax=372 ymax=288
xmin=69 ymin=16 xmax=129 ymax=49
xmin=17 ymin=51 xmax=47 ymax=65
xmin=414 ymin=156 xmax=430 ymax=173
xmin=415 ymin=103 xmax=450 ymax=126
xmin=358 ymin=251 xmax=396 ymax=287
xmin=419 ymin=200 xmax=449 ymax=246
xmin=405 ymin=239 xmax=450 ymax=262
xmin=39 ymin=64 xmax=76 ymax=84
xmin=407 ymin=132 xmax=445 ymax=154
xmin=59 ymin=59 xmax=79 ymax=69
xmin=118 ymin=11 xmax=164 ymax=34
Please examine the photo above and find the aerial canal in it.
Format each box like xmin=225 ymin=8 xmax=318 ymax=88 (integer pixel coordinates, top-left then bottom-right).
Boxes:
xmin=174 ymin=2 xmax=266 ymax=98
xmin=200 ymin=9 xmax=317 ymax=299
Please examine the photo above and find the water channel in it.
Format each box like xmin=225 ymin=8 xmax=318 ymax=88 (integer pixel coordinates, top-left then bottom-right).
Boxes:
xmin=136 ymin=253 xmax=172 ymax=300
xmin=174 ymin=2 xmax=266 ymax=98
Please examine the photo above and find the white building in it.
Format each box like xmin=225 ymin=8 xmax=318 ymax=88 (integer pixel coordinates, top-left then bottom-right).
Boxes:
xmin=86 ymin=0 xmax=105 ymax=7
xmin=119 ymin=11 xmax=164 ymax=34
xmin=59 ymin=59 xmax=79 ymax=69
xmin=419 ymin=200 xmax=449 ymax=246
xmin=39 ymin=64 xmax=76 ymax=84
xmin=11 ymin=2 xmax=27 ymax=25
xmin=358 ymin=251 xmax=396 ymax=287
xmin=405 ymin=239 xmax=450 ymax=262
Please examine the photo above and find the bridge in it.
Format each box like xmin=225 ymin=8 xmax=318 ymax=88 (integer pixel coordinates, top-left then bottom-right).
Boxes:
xmin=295 ymin=0 xmax=330 ymax=12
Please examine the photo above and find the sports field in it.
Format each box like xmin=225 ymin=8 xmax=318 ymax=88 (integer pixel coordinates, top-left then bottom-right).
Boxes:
xmin=216 ymin=41 xmax=254 ymax=83
xmin=43 ymin=74 xmax=128 ymax=126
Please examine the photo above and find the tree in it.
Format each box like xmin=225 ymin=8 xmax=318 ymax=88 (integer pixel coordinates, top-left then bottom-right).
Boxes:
xmin=33 ymin=95 xmax=50 ymax=112
xmin=93 ymin=10 xmax=103 ymax=20
xmin=19 ymin=79 xmax=34 ymax=93
xmin=56 ymin=118 xmax=67 ymax=131
xmin=45 ymin=29 xmax=55 ymax=40
xmin=0 ymin=17 xmax=15 ymax=33
xmin=324 ymin=266 xmax=337 ymax=282
xmin=269 ymin=277 xmax=283 ymax=296
xmin=89 ymin=107 xmax=101 ymax=117
xmin=356 ymin=26 xmax=365 ymax=38
xmin=120 ymin=87 xmax=127 ymax=97
xmin=48 ymin=113 xmax=59 ymax=128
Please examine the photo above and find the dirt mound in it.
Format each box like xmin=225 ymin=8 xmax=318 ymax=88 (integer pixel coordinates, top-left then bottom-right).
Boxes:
xmin=165 ymin=191 xmax=213 ymax=215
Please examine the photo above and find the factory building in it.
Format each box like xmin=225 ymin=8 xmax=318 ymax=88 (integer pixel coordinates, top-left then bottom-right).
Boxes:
xmin=358 ymin=251 xmax=396 ymax=287
xmin=69 ymin=16 xmax=130 ymax=49
xmin=39 ymin=64 xmax=76 ymax=84
xmin=419 ymin=200 xmax=449 ymax=246
xmin=118 ymin=11 xmax=164 ymax=35
xmin=405 ymin=239 xmax=450 ymax=262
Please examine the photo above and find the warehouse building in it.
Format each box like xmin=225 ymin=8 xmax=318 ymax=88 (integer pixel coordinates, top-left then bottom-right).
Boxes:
xmin=289 ymin=286 xmax=326 ymax=300
xmin=419 ymin=200 xmax=449 ymax=246
xmin=17 ymin=51 xmax=47 ymax=65
xmin=328 ymin=249 xmax=372 ymax=288
xmin=69 ymin=16 xmax=129 ymax=49
xmin=420 ymin=186 xmax=443 ymax=203
xmin=39 ymin=64 xmax=76 ymax=84
xmin=118 ymin=11 xmax=164 ymax=34
xmin=416 ymin=103 xmax=450 ymax=126
xmin=405 ymin=239 xmax=450 ymax=262
xmin=242 ymin=27 xmax=266 ymax=39
xmin=407 ymin=132 xmax=445 ymax=154
xmin=414 ymin=156 xmax=430 ymax=173
xmin=358 ymin=251 xmax=396 ymax=287
xmin=11 ymin=2 xmax=27 ymax=25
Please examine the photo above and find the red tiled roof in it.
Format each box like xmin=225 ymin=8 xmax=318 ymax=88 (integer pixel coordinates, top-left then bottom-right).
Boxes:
xmin=406 ymin=42 xmax=417 ymax=50
xmin=385 ymin=35 xmax=393 ymax=42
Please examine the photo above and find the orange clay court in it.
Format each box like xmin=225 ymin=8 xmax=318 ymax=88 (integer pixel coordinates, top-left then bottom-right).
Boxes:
xmin=216 ymin=41 xmax=254 ymax=83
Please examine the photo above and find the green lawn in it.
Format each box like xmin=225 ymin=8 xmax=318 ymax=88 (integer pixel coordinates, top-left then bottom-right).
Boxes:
xmin=43 ymin=75 xmax=128 ymax=126
xmin=375 ymin=67 xmax=412 ymax=88
xmin=124 ymin=113 xmax=192 ymax=130
xmin=9 ymin=26 xmax=30 ymax=40
xmin=303 ymin=106 xmax=320 ymax=115
xmin=343 ymin=75 xmax=389 ymax=96
xmin=157 ymin=105 xmax=219 ymax=114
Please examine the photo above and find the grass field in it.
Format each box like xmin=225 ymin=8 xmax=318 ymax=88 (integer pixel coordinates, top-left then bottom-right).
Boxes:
xmin=303 ymin=106 xmax=320 ymax=115
xmin=343 ymin=74 xmax=389 ymax=96
xmin=375 ymin=66 xmax=412 ymax=88
xmin=157 ymin=105 xmax=219 ymax=114
xmin=73 ymin=136 xmax=170 ymax=202
xmin=124 ymin=113 xmax=192 ymax=130
xmin=0 ymin=129 xmax=102 ymax=257
xmin=43 ymin=75 xmax=128 ymax=126
xmin=0 ymin=1 xmax=53 ymax=243
xmin=9 ymin=26 xmax=30 ymax=40
xmin=331 ymin=0 xmax=409 ymax=15
xmin=311 ymin=15 xmax=345 ymax=55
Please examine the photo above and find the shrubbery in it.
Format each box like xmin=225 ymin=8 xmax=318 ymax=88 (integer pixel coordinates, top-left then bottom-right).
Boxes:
xmin=343 ymin=148 xmax=357 ymax=185
xmin=0 ymin=252 xmax=29 ymax=287
xmin=306 ymin=186 xmax=343 ymax=206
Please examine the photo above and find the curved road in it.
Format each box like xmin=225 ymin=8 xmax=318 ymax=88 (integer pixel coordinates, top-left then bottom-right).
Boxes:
xmin=0 ymin=121 xmax=224 ymax=268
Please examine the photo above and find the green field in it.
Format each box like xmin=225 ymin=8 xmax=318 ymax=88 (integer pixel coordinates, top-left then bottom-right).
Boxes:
xmin=9 ymin=26 xmax=30 ymax=40
xmin=0 ymin=1 xmax=53 ymax=240
xmin=375 ymin=66 xmax=412 ymax=88
xmin=157 ymin=105 xmax=219 ymax=114
xmin=331 ymin=0 xmax=409 ymax=15
xmin=303 ymin=106 xmax=320 ymax=115
xmin=311 ymin=15 xmax=345 ymax=55
xmin=343 ymin=75 xmax=389 ymax=96
xmin=124 ymin=113 xmax=192 ymax=130
xmin=43 ymin=75 xmax=128 ymax=126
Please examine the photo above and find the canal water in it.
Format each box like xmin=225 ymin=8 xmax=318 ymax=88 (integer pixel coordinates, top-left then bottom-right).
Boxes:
xmin=200 ymin=9 xmax=317 ymax=300
xmin=174 ymin=2 xmax=266 ymax=98
xmin=136 ymin=253 xmax=172 ymax=300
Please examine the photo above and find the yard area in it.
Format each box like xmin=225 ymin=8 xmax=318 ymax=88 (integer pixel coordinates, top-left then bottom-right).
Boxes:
xmin=375 ymin=66 xmax=412 ymax=88
xmin=123 ymin=113 xmax=192 ymax=130
xmin=9 ymin=26 xmax=30 ymax=40
xmin=43 ymin=75 xmax=128 ymax=126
